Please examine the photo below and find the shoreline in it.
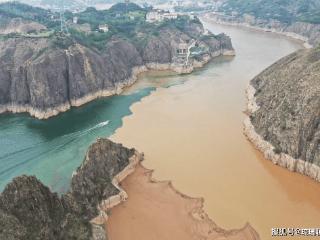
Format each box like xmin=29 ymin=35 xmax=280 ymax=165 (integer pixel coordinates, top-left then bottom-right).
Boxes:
xmin=89 ymin=150 xmax=143 ymax=226
xmin=0 ymin=49 xmax=235 ymax=120
xmin=96 ymin=21 xmax=320 ymax=239
xmin=103 ymin=161 xmax=260 ymax=240
xmin=203 ymin=13 xmax=313 ymax=49
xmin=243 ymin=84 xmax=320 ymax=182
xmin=203 ymin=13 xmax=320 ymax=183
xmin=87 ymin=146 xmax=260 ymax=239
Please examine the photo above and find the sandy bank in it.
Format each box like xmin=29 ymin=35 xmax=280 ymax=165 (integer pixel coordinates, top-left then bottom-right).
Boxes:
xmin=106 ymin=163 xmax=260 ymax=240
xmin=244 ymin=84 xmax=320 ymax=182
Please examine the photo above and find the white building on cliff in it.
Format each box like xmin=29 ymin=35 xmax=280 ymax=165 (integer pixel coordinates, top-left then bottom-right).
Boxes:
xmin=146 ymin=10 xmax=178 ymax=23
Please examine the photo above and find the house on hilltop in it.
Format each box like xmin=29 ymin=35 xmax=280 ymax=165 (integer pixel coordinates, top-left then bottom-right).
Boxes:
xmin=98 ymin=24 xmax=109 ymax=32
xmin=146 ymin=9 xmax=178 ymax=23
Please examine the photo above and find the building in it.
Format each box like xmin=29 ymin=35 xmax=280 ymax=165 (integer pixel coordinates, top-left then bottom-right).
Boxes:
xmin=162 ymin=12 xmax=178 ymax=20
xmin=146 ymin=10 xmax=162 ymax=22
xmin=146 ymin=10 xmax=178 ymax=23
xmin=98 ymin=24 xmax=109 ymax=32
xmin=177 ymin=43 xmax=188 ymax=55
xmin=73 ymin=16 xmax=78 ymax=24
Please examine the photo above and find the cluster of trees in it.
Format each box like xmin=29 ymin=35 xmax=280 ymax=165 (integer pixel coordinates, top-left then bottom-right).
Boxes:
xmin=0 ymin=2 xmax=59 ymax=28
xmin=0 ymin=2 xmax=200 ymax=52
xmin=220 ymin=0 xmax=320 ymax=24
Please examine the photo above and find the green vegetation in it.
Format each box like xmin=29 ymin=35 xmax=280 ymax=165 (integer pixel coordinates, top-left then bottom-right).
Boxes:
xmin=0 ymin=2 xmax=202 ymax=51
xmin=109 ymin=2 xmax=143 ymax=12
xmin=50 ymin=33 xmax=74 ymax=49
xmin=220 ymin=0 xmax=320 ymax=24
xmin=174 ymin=5 xmax=212 ymax=13
xmin=68 ymin=4 xmax=199 ymax=50
xmin=0 ymin=1 xmax=59 ymax=28
xmin=159 ymin=15 xmax=201 ymax=33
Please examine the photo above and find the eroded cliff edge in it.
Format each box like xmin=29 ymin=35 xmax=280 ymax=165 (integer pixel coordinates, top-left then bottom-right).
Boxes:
xmin=0 ymin=138 xmax=260 ymax=240
xmin=244 ymin=47 xmax=320 ymax=181
xmin=0 ymin=138 xmax=140 ymax=240
xmin=207 ymin=0 xmax=320 ymax=47
xmin=0 ymin=16 xmax=234 ymax=119
xmin=205 ymin=13 xmax=320 ymax=48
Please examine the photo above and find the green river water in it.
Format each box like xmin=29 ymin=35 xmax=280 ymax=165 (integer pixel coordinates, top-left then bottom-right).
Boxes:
xmin=0 ymin=89 xmax=155 ymax=192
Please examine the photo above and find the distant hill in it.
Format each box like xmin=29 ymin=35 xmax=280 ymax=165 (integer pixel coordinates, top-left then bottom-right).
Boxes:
xmin=220 ymin=0 xmax=320 ymax=24
xmin=0 ymin=0 xmax=147 ymax=11
xmin=109 ymin=2 xmax=142 ymax=12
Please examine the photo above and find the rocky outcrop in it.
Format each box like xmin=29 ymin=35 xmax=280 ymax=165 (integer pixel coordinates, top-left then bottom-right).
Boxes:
xmin=0 ymin=137 xmax=262 ymax=240
xmin=0 ymin=138 xmax=143 ymax=240
xmin=0 ymin=20 xmax=234 ymax=119
xmin=244 ymin=48 xmax=320 ymax=181
xmin=206 ymin=13 xmax=320 ymax=48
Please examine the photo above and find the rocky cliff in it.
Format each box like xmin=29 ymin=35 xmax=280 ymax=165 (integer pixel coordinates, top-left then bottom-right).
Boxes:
xmin=0 ymin=13 xmax=234 ymax=119
xmin=207 ymin=12 xmax=320 ymax=47
xmin=213 ymin=0 xmax=320 ymax=47
xmin=0 ymin=138 xmax=141 ymax=240
xmin=244 ymin=47 xmax=320 ymax=181
xmin=0 ymin=137 xmax=261 ymax=240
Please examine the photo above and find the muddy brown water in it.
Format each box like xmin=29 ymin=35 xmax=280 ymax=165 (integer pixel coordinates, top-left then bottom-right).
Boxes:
xmin=108 ymin=21 xmax=320 ymax=239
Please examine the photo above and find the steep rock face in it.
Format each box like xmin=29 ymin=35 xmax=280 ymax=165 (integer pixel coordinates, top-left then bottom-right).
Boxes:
xmin=0 ymin=38 xmax=144 ymax=114
xmin=143 ymin=36 xmax=172 ymax=63
xmin=207 ymin=13 xmax=320 ymax=47
xmin=202 ymin=33 xmax=233 ymax=53
xmin=0 ymin=22 xmax=234 ymax=119
xmin=0 ymin=138 xmax=137 ymax=240
xmin=286 ymin=22 xmax=320 ymax=46
xmin=70 ymin=138 xmax=135 ymax=221
xmin=249 ymin=48 xmax=320 ymax=168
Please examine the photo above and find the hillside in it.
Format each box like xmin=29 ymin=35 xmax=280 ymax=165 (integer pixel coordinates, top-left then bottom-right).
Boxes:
xmin=0 ymin=2 xmax=234 ymax=119
xmin=0 ymin=138 xmax=140 ymax=240
xmin=220 ymin=0 xmax=320 ymax=24
xmin=212 ymin=0 xmax=320 ymax=46
xmin=245 ymin=47 xmax=320 ymax=181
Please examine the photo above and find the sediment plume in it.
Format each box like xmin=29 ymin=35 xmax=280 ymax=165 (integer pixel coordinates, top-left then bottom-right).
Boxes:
xmin=106 ymin=163 xmax=260 ymax=240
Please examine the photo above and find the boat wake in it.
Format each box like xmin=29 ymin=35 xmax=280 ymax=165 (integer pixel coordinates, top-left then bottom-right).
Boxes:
xmin=0 ymin=121 xmax=110 ymax=177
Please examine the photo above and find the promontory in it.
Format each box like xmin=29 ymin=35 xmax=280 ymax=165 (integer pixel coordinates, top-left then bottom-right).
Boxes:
xmin=245 ymin=47 xmax=320 ymax=181
xmin=0 ymin=2 xmax=234 ymax=119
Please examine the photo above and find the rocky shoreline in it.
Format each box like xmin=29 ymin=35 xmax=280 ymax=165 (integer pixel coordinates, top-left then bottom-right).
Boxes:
xmin=203 ymin=13 xmax=317 ymax=48
xmin=106 ymin=163 xmax=260 ymax=240
xmin=0 ymin=48 xmax=235 ymax=120
xmin=244 ymin=84 xmax=320 ymax=182
xmin=0 ymin=137 xmax=260 ymax=240
xmin=204 ymin=13 xmax=320 ymax=182
xmin=0 ymin=138 xmax=142 ymax=240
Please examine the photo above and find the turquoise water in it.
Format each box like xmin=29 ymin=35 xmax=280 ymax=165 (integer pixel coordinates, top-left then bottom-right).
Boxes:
xmin=0 ymin=88 xmax=155 ymax=192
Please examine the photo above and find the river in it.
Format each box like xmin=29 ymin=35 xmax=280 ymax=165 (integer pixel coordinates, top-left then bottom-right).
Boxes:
xmin=0 ymin=19 xmax=320 ymax=239
xmin=108 ymin=21 xmax=320 ymax=239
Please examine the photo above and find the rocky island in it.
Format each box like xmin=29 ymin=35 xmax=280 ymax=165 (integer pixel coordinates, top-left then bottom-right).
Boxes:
xmin=0 ymin=2 xmax=234 ymax=119
xmin=245 ymin=47 xmax=320 ymax=181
